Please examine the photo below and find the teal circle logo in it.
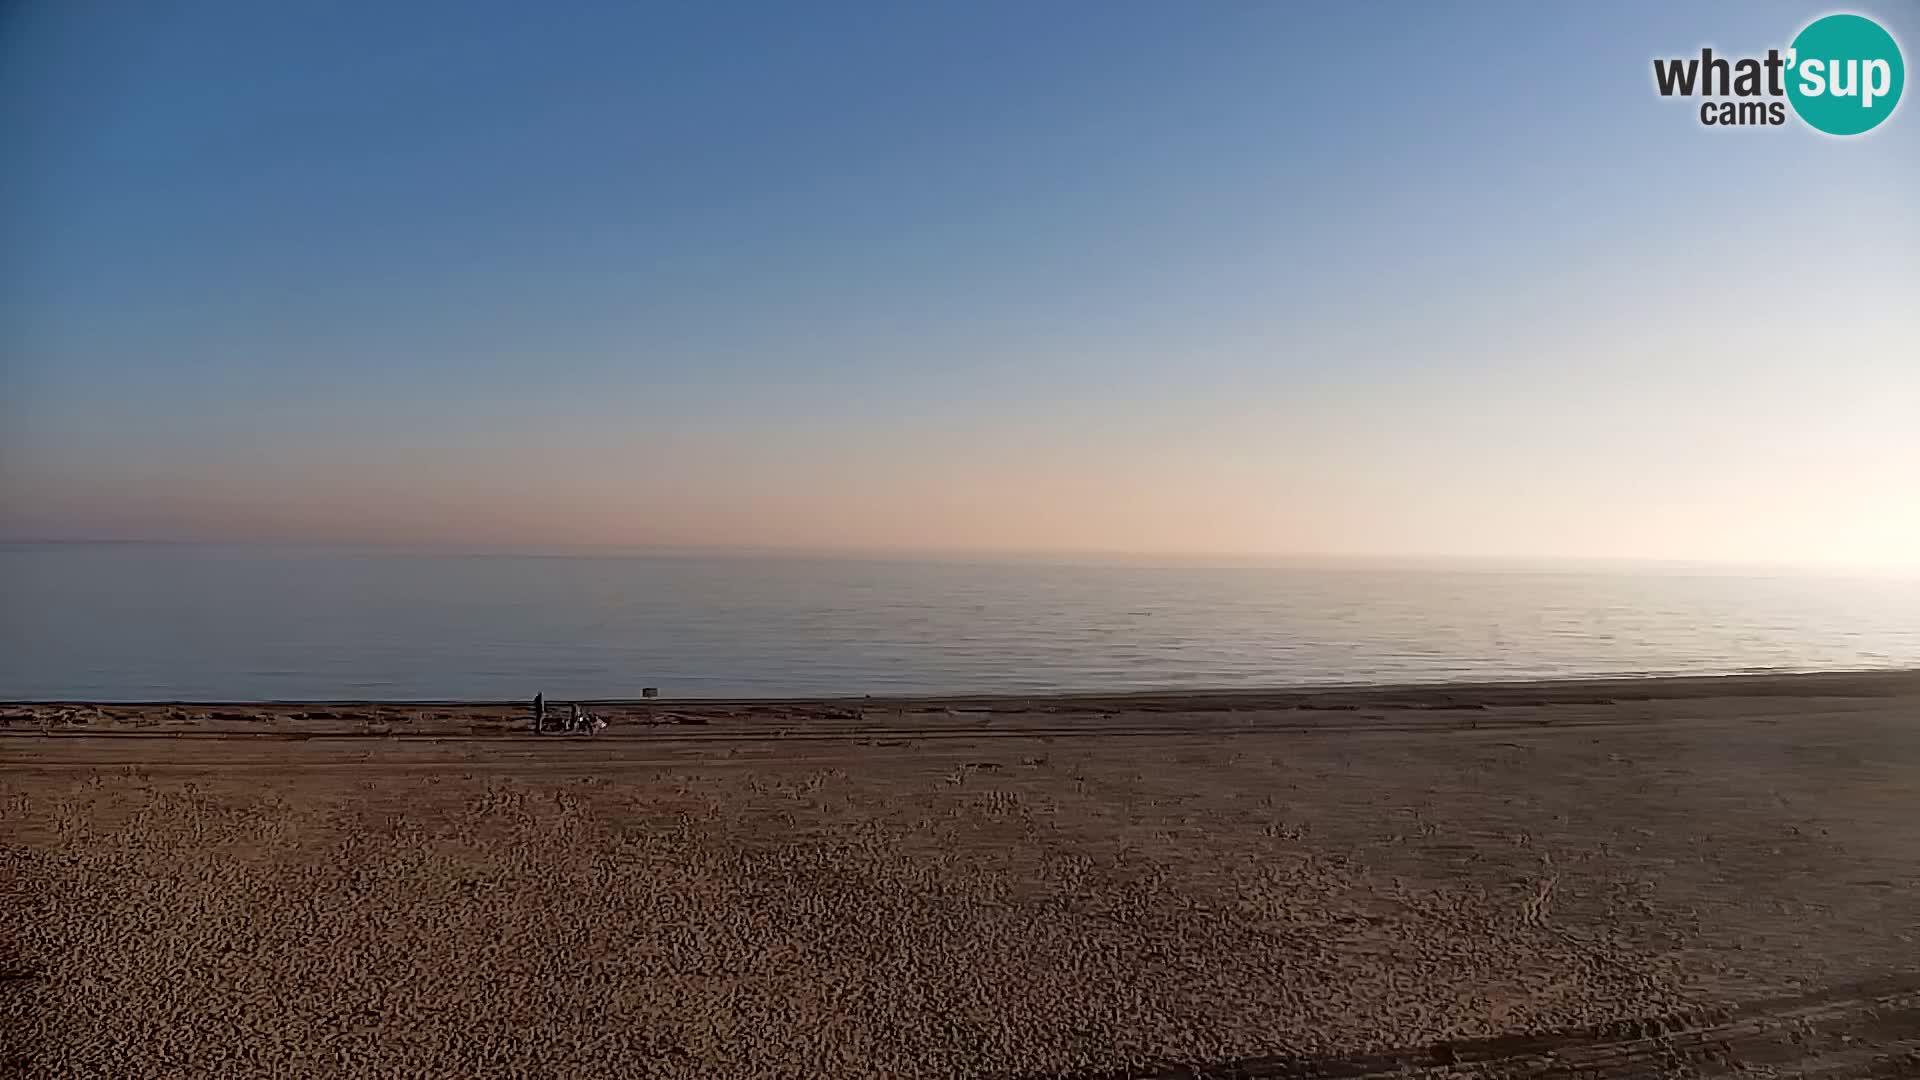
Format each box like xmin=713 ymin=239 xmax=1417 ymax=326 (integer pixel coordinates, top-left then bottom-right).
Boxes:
xmin=1786 ymin=14 xmax=1904 ymax=135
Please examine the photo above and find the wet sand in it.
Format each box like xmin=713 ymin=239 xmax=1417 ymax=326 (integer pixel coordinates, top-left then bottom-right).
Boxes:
xmin=4 ymin=671 xmax=1919 ymax=1077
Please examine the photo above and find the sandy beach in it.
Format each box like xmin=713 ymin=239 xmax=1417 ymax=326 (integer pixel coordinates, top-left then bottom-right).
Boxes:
xmin=4 ymin=671 xmax=1918 ymax=1077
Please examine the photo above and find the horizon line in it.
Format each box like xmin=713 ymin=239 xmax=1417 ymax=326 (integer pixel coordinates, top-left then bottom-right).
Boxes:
xmin=4 ymin=536 xmax=1916 ymax=578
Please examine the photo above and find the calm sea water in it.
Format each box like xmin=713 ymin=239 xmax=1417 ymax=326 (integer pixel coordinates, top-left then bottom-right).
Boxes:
xmin=2 ymin=544 xmax=1916 ymax=701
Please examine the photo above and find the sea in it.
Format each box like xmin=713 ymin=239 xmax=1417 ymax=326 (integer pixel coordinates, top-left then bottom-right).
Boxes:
xmin=2 ymin=544 xmax=1916 ymax=701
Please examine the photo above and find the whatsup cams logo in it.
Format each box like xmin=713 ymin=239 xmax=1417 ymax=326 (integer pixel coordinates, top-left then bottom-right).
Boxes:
xmin=1653 ymin=12 xmax=1904 ymax=134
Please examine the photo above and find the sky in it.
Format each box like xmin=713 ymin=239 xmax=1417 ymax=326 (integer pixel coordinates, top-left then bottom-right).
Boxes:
xmin=3 ymin=0 xmax=1916 ymax=568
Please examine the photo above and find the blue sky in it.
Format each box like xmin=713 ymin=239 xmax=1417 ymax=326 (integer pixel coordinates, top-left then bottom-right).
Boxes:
xmin=3 ymin=1 xmax=1916 ymax=565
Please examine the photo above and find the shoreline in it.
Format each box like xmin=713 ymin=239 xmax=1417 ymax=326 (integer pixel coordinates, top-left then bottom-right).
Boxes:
xmin=8 ymin=665 xmax=1919 ymax=712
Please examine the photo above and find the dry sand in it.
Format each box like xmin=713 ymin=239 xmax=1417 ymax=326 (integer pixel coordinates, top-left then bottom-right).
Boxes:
xmin=4 ymin=671 xmax=1919 ymax=1077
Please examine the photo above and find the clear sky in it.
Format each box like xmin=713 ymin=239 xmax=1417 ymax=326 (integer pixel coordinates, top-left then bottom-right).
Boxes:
xmin=3 ymin=1 xmax=1916 ymax=568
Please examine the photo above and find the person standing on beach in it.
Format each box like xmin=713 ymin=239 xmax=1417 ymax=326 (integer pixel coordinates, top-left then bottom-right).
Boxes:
xmin=533 ymin=692 xmax=546 ymax=733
